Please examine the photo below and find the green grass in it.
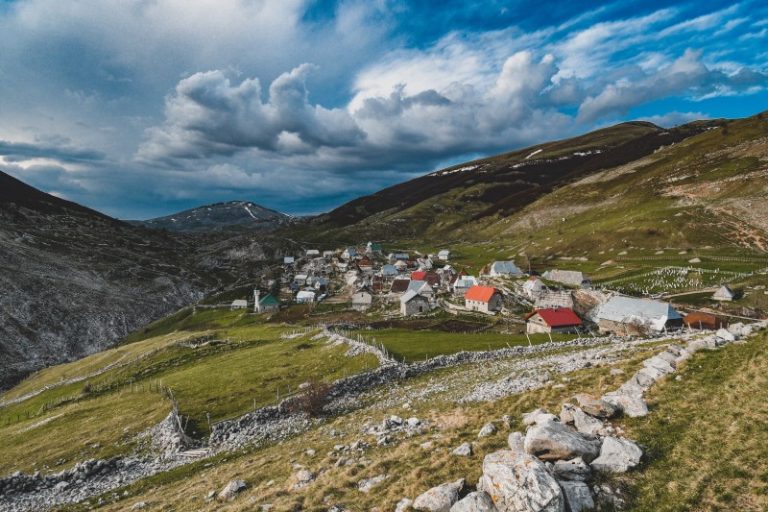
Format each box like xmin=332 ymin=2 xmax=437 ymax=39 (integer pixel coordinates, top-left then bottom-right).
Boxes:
xmin=351 ymin=328 xmax=578 ymax=362
xmin=623 ymin=330 xmax=768 ymax=511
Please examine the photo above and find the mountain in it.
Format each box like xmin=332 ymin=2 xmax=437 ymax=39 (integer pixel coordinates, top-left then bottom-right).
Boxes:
xmin=0 ymin=173 xmax=290 ymax=390
xmin=307 ymin=120 xmax=718 ymax=242
xmin=131 ymin=201 xmax=291 ymax=233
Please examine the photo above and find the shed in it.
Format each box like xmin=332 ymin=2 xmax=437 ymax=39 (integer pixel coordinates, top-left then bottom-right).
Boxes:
xmin=683 ymin=312 xmax=727 ymax=330
xmin=489 ymin=261 xmax=523 ymax=277
xmin=712 ymin=285 xmax=736 ymax=301
xmin=283 ymin=256 xmax=295 ymax=265
xmin=305 ymin=249 xmax=320 ymax=257
xmin=230 ymin=299 xmax=248 ymax=310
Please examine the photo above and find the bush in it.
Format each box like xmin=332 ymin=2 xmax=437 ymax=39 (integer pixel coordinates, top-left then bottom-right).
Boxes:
xmin=286 ymin=379 xmax=331 ymax=417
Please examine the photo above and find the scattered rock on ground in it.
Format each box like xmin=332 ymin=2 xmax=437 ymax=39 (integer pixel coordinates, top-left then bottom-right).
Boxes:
xmin=450 ymin=491 xmax=497 ymax=512
xmin=590 ymin=437 xmax=642 ymax=473
xmin=452 ymin=442 xmax=473 ymax=457
xmin=524 ymin=420 xmax=601 ymax=462
xmin=559 ymin=480 xmax=595 ymax=512
xmin=217 ymin=480 xmax=247 ymax=501
xmin=413 ymin=479 xmax=464 ymax=512
xmin=478 ymin=422 xmax=498 ymax=438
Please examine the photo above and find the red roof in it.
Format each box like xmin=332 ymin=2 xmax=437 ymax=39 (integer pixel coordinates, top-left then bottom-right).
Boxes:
xmin=411 ymin=271 xmax=427 ymax=281
xmin=464 ymin=285 xmax=499 ymax=303
xmin=532 ymin=308 xmax=582 ymax=327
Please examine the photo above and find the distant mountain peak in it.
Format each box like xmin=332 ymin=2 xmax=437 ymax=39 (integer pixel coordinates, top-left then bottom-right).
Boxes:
xmin=132 ymin=200 xmax=291 ymax=233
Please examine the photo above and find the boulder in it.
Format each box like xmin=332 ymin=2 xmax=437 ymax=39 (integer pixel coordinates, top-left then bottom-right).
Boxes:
xmin=413 ymin=479 xmax=464 ymax=512
xmin=479 ymin=450 xmax=564 ymax=512
xmin=560 ymin=405 xmax=605 ymax=436
xmin=655 ymin=351 xmax=678 ymax=366
xmin=643 ymin=357 xmax=674 ymax=375
xmin=728 ymin=322 xmax=752 ymax=338
xmin=450 ymin=491 xmax=497 ymax=512
xmin=558 ymin=481 xmax=595 ymax=512
xmin=289 ymin=469 xmax=315 ymax=491
xmin=396 ymin=498 xmax=414 ymax=512
xmin=522 ymin=408 xmax=557 ymax=426
xmin=358 ymin=474 xmax=387 ymax=493
xmin=633 ymin=367 xmax=664 ymax=389
xmin=508 ymin=432 xmax=525 ymax=452
xmin=524 ymin=420 xmax=601 ymax=462
xmin=452 ymin=442 xmax=473 ymax=457
xmin=571 ymin=394 xmax=619 ymax=419
xmin=602 ymin=392 xmax=648 ymax=418
xmin=553 ymin=458 xmax=591 ymax=482
xmin=590 ymin=437 xmax=642 ymax=473
xmin=479 ymin=422 xmax=498 ymax=438
xmin=715 ymin=328 xmax=735 ymax=342
xmin=217 ymin=479 xmax=247 ymax=501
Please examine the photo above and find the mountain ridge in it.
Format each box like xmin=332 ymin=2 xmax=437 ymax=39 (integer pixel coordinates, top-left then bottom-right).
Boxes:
xmin=130 ymin=200 xmax=292 ymax=233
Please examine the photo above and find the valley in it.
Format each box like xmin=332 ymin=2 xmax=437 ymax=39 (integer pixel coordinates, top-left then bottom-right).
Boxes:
xmin=2 ymin=111 xmax=768 ymax=511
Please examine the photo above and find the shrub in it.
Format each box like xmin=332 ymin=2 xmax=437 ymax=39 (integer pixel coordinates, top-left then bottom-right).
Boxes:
xmin=286 ymin=379 xmax=331 ymax=417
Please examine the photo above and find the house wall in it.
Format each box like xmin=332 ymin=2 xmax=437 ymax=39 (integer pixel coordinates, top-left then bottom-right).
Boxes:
xmin=526 ymin=319 xmax=551 ymax=334
xmin=401 ymin=298 xmax=429 ymax=316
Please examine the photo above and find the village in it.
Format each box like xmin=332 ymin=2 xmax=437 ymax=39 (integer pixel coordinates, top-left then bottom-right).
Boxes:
xmin=230 ymin=241 xmax=743 ymax=341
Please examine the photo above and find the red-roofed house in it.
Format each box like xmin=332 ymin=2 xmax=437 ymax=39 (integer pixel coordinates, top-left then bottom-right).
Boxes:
xmin=526 ymin=308 xmax=582 ymax=334
xmin=464 ymin=286 xmax=503 ymax=313
xmin=410 ymin=271 xmax=427 ymax=281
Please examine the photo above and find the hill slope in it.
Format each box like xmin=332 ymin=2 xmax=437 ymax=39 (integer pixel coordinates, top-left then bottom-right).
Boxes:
xmin=131 ymin=201 xmax=291 ymax=233
xmin=0 ymin=172 xmax=289 ymax=389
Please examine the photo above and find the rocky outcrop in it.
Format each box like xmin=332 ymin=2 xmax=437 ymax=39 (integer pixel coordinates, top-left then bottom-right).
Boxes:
xmin=413 ymin=478 xmax=464 ymax=512
xmin=479 ymin=449 xmax=564 ymax=512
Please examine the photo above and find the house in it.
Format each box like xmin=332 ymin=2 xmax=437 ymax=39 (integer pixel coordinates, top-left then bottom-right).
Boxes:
xmin=283 ymin=256 xmax=295 ymax=265
xmin=489 ymin=261 xmax=523 ymax=277
xmin=464 ymin=286 xmax=503 ymax=313
xmin=523 ymin=276 xmax=547 ymax=299
xmin=526 ymin=308 xmax=582 ymax=334
xmin=342 ymin=247 xmax=358 ymax=260
xmin=322 ymin=250 xmax=335 ymax=259
xmin=309 ymin=276 xmax=328 ymax=291
xmin=416 ymin=257 xmax=433 ymax=270
xmin=422 ymin=271 xmax=441 ymax=288
xmin=305 ymin=249 xmax=320 ymax=257
xmin=394 ymin=260 xmax=408 ymax=271
xmin=390 ymin=279 xmax=411 ymax=295
xmin=380 ymin=264 xmax=399 ymax=279
xmin=542 ymin=269 xmax=591 ymax=288
xmin=296 ymin=290 xmax=316 ymax=303
xmin=712 ymin=285 xmax=736 ymax=301
xmin=683 ymin=312 xmax=727 ymax=330
xmin=230 ymin=299 xmax=248 ymax=310
xmin=408 ymin=279 xmax=434 ymax=297
xmin=366 ymin=242 xmax=383 ymax=255
xmin=389 ymin=252 xmax=409 ymax=263
xmin=358 ymin=257 xmax=374 ymax=272
xmin=453 ymin=275 xmax=479 ymax=296
xmin=411 ymin=271 xmax=427 ymax=281
xmin=352 ymin=289 xmax=373 ymax=311
xmin=593 ymin=296 xmax=683 ymax=335
xmin=400 ymin=290 xmax=431 ymax=316
xmin=293 ymin=274 xmax=308 ymax=286
xmin=254 ymin=290 xmax=279 ymax=313
xmin=437 ymin=249 xmax=451 ymax=261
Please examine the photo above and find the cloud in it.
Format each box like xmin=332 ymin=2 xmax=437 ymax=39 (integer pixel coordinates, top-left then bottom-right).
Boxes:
xmin=578 ymin=49 xmax=768 ymax=122
xmin=137 ymin=66 xmax=364 ymax=162
xmin=0 ymin=139 xmax=106 ymax=163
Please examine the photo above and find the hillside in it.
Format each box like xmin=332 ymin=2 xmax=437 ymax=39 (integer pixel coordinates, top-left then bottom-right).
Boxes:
xmin=0 ymin=172 xmax=292 ymax=390
xmin=311 ymin=120 xmax=716 ymax=241
xmin=131 ymin=201 xmax=292 ymax=233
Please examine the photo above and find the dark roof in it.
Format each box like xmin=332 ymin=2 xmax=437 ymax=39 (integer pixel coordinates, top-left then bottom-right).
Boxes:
xmin=390 ymin=279 xmax=411 ymax=293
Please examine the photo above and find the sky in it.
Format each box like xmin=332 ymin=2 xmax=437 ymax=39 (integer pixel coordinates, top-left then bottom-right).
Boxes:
xmin=0 ymin=0 xmax=766 ymax=219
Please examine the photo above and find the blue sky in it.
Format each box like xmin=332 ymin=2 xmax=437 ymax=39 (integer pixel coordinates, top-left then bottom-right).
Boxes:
xmin=0 ymin=0 xmax=766 ymax=219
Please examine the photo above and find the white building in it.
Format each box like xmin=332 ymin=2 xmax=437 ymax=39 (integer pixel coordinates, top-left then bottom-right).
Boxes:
xmin=437 ymin=249 xmax=451 ymax=261
xmin=230 ymin=299 xmax=248 ymax=310
xmin=593 ymin=296 xmax=683 ymax=335
xmin=489 ymin=261 xmax=523 ymax=277
xmin=352 ymin=289 xmax=373 ymax=311
xmin=296 ymin=290 xmax=316 ymax=303
xmin=712 ymin=285 xmax=736 ymax=301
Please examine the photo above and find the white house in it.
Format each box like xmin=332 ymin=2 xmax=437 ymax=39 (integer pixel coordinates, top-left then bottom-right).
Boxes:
xmin=489 ymin=261 xmax=523 ymax=277
xmin=306 ymin=249 xmax=320 ymax=257
xmin=526 ymin=307 xmax=582 ymax=334
xmin=322 ymin=250 xmax=335 ymax=259
xmin=283 ymin=256 xmax=295 ymax=265
xmin=296 ymin=290 xmax=316 ymax=304
xmin=230 ymin=299 xmax=248 ymax=310
xmin=437 ymin=249 xmax=451 ymax=261
xmin=293 ymin=274 xmax=308 ymax=286
xmin=712 ymin=285 xmax=736 ymax=301
xmin=464 ymin=286 xmax=503 ymax=313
